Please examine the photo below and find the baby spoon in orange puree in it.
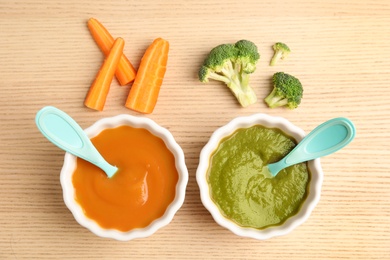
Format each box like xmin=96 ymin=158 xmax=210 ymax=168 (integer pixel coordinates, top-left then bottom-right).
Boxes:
xmin=35 ymin=106 xmax=118 ymax=178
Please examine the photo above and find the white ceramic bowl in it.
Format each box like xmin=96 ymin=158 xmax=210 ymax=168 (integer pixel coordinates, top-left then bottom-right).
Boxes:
xmin=196 ymin=113 xmax=323 ymax=240
xmin=60 ymin=114 xmax=188 ymax=241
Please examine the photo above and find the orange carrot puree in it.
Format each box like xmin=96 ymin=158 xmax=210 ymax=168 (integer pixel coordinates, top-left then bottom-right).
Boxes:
xmin=72 ymin=125 xmax=178 ymax=232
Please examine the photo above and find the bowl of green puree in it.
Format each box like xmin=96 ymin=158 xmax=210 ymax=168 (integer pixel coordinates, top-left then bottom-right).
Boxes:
xmin=196 ymin=114 xmax=323 ymax=240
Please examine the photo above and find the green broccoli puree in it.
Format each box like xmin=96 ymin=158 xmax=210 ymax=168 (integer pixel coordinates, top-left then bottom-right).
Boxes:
xmin=207 ymin=125 xmax=310 ymax=229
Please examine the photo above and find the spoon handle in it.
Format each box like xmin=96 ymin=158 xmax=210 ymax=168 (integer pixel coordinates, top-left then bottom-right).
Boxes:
xmin=35 ymin=106 xmax=117 ymax=178
xmin=269 ymin=117 xmax=356 ymax=176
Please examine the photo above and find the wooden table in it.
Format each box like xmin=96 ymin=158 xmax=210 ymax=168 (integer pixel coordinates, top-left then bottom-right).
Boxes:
xmin=1 ymin=0 xmax=389 ymax=259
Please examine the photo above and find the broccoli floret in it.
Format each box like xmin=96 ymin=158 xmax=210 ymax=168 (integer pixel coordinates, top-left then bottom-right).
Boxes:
xmin=264 ymin=72 xmax=303 ymax=109
xmin=270 ymin=42 xmax=290 ymax=66
xmin=198 ymin=40 xmax=260 ymax=107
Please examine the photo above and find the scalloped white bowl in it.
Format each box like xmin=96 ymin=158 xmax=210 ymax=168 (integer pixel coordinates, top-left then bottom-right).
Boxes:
xmin=60 ymin=114 xmax=188 ymax=241
xmin=196 ymin=113 xmax=323 ymax=240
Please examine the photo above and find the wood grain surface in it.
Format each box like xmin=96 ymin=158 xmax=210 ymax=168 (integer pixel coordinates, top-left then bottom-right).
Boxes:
xmin=1 ymin=0 xmax=389 ymax=259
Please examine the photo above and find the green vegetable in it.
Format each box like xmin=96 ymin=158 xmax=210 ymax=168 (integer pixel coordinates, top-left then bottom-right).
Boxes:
xmin=198 ymin=40 xmax=260 ymax=107
xmin=208 ymin=125 xmax=310 ymax=229
xmin=264 ymin=72 xmax=303 ymax=109
xmin=270 ymin=42 xmax=290 ymax=66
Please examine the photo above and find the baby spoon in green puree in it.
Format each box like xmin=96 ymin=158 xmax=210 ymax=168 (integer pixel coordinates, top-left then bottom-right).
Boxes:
xmin=266 ymin=117 xmax=356 ymax=178
xmin=35 ymin=106 xmax=118 ymax=178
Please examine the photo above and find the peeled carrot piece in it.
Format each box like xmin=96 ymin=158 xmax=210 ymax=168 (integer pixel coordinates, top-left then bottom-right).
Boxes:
xmin=84 ymin=38 xmax=124 ymax=111
xmin=125 ymin=38 xmax=169 ymax=114
xmin=87 ymin=18 xmax=136 ymax=86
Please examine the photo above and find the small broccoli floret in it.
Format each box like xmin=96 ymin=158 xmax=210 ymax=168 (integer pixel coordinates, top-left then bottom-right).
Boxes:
xmin=198 ymin=40 xmax=260 ymax=107
xmin=264 ymin=72 xmax=303 ymax=109
xmin=270 ymin=42 xmax=291 ymax=66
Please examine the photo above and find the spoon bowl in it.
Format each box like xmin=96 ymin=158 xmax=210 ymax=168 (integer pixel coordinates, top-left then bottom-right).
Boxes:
xmin=266 ymin=117 xmax=356 ymax=177
xmin=35 ymin=106 xmax=117 ymax=178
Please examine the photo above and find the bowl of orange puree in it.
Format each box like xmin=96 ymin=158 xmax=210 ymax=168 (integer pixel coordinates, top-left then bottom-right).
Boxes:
xmin=60 ymin=114 xmax=188 ymax=241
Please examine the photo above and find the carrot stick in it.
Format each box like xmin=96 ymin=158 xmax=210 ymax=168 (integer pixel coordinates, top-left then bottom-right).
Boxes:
xmin=125 ymin=38 xmax=169 ymax=114
xmin=84 ymin=38 xmax=124 ymax=111
xmin=87 ymin=18 xmax=136 ymax=86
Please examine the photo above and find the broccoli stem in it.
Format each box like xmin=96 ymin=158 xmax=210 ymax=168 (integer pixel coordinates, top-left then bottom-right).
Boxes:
xmin=270 ymin=51 xmax=282 ymax=66
xmin=264 ymin=87 xmax=288 ymax=108
xmin=233 ymin=62 xmax=241 ymax=75
xmin=226 ymin=59 xmax=235 ymax=73
xmin=206 ymin=60 xmax=257 ymax=107
xmin=268 ymin=97 xmax=288 ymax=108
xmin=233 ymin=84 xmax=257 ymax=107
xmin=227 ymin=72 xmax=257 ymax=107
xmin=208 ymin=72 xmax=231 ymax=84
xmin=241 ymin=72 xmax=249 ymax=86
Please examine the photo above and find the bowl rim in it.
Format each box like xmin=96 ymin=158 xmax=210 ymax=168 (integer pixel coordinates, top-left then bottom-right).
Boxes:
xmin=60 ymin=114 xmax=189 ymax=241
xmin=196 ymin=113 xmax=323 ymax=240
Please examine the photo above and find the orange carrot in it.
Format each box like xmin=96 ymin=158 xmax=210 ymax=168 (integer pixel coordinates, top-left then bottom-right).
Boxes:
xmin=87 ymin=18 xmax=136 ymax=86
xmin=84 ymin=38 xmax=124 ymax=111
xmin=125 ymin=38 xmax=169 ymax=114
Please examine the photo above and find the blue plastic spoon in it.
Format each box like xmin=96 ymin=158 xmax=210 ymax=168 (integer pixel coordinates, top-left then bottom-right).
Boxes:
xmin=35 ymin=106 xmax=118 ymax=178
xmin=265 ymin=117 xmax=356 ymax=178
